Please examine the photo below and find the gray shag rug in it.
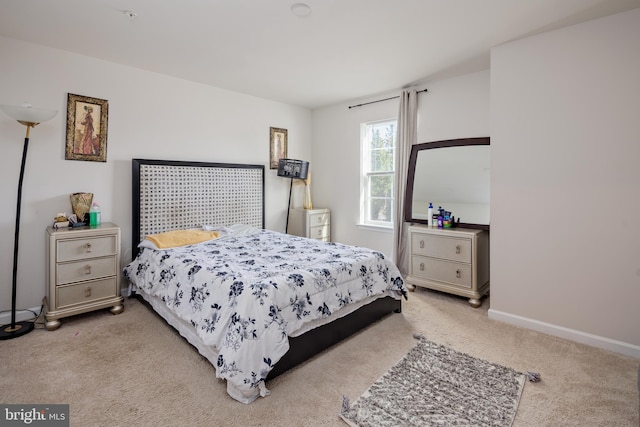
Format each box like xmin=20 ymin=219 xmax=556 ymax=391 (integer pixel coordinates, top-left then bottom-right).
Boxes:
xmin=340 ymin=335 xmax=528 ymax=427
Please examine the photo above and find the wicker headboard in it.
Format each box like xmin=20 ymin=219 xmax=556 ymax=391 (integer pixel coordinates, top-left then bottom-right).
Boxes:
xmin=132 ymin=159 xmax=264 ymax=256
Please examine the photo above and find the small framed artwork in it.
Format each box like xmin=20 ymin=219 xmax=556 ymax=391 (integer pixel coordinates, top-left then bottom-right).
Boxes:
xmin=269 ymin=127 xmax=287 ymax=169
xmin=65 ymin=93 xmax=109 ymax=162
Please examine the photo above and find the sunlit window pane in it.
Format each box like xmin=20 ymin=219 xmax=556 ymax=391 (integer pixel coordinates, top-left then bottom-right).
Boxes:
xmin=370 ymin=147 xmax=393 ymax=172
xmin=361 ymin=119 xmax=396 ymax=227
xmin=370 ymin=175 xmax=393 ymax=198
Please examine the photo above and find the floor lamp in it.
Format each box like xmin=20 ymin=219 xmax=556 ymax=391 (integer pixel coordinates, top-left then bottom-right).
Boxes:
xmin=277 ymin=158 xmax=309 ymax=233
xmin=0 ymin=104 xmax=57 ymax=340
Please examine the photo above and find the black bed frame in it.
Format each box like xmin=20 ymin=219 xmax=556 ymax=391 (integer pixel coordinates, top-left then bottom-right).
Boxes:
xmin=130 ymin=158 xmax=401 ymax=381
xmin=267 ymin=295 xmax=400 ymax=379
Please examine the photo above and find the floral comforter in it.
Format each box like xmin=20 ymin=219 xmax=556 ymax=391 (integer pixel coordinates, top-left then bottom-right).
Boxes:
xmin=123 ymin=226 xmax=407 ymax=403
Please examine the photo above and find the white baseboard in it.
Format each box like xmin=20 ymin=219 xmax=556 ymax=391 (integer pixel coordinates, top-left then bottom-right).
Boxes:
xmin=488 ymin=308 xmax=640 ymax=360
xmin=0 ymin=305 xmax=42 ymax=326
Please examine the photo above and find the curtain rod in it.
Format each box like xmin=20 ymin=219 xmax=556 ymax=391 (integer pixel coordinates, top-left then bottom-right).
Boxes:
xmin=347 ymin=88 xmax=428 ymax=109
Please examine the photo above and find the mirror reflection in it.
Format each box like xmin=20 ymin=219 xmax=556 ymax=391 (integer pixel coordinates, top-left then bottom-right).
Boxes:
xmin=406 ymin=139 xmax=490 ymax=228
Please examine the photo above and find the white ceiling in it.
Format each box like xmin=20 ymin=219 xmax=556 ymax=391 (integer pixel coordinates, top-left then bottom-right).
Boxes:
xmin=1 ymin=0 xmax=638 ymax=109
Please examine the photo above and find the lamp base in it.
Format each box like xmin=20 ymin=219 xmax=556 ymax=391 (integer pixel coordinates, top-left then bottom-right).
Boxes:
xmin=0 ymin=321 xmax=35 ymax=340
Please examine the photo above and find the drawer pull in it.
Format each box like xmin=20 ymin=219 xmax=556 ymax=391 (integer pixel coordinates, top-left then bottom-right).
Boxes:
xmin=85 ymin=242 xmax=92 ymax=253
xmin=317 ymin=217 xmax=322 ymax=224
xmin=419 ymin=262 xmax=425 ymax=271
xmin=419 ymin=240 xmax=425 ymax=249
xmin=84 ymin=286 xmax=92 ymax=297
xmin=456 ymin=245 xmax=461 ymax=254
xmin=84 ymin=264 xmax=92 ymax=275
xmin=456 ymin=269 xmax=461 ymax=278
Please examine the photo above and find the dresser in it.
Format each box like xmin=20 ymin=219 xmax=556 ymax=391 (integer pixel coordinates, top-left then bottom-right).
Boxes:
xmin=44 ymin=222 xmax=124 ymax=330
xmin=288 ymin=208 xmax=331 ymax=241
xmin=406 ymin=225 xmax=489 ymax=307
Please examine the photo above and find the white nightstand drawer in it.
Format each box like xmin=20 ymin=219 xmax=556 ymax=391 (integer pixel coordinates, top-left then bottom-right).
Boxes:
xmin=411 ymin=256 xmax=472 ymax=288
xmin=56 ymin=277 xmax=118 ymax=308
xmin=46 ymin=223 xmax=124 ymax=330
xmin=411 ymin=234 xmax=471 ymax=263
xmin=288 ymin=208 xmax=331 ymax=241
xmin=309 ymin=212 xmax=330 ymax=227
xmin=57 ymin=235 xmax=117 ymax=262
xmin=309 ymin=225 xmax=330 ymax=240
xmin=57 ymin=256 xmax=117 ymax=285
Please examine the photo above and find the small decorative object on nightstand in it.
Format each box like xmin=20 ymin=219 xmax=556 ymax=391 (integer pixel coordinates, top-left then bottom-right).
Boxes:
xmin=44 ymin=222 xmax=124 ymax=330
xmin=288 ymin=208 xmax=330 ymax=241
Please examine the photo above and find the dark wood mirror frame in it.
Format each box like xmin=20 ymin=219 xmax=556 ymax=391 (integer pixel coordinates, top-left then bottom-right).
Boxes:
xmin=404 ymin=137 xmax=490 ymax=231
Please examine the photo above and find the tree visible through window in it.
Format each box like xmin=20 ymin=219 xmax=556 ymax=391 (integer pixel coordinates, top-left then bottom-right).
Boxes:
xmin=361 ymin=119 xmax=396 ymax=227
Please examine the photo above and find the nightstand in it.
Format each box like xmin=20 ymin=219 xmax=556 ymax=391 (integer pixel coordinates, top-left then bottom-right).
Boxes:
xmin=288 ymin=208 xmax=331 ymax=241
xmin=44 ymin=222 xmax=124 ymax=330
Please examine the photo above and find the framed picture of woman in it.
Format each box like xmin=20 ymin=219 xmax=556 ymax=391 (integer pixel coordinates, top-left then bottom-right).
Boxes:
xmin=269 ymin=127 xmax=287 ymax=169
xmin=65 ymin=93 xmax=109 ymax=162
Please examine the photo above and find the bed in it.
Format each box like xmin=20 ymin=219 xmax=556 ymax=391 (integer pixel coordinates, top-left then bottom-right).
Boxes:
xmin=123 ymin=158 xmax=407 ymax=403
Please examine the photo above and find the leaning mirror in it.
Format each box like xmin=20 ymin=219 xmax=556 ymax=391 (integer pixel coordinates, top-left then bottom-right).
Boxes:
xmin=404 ymin=137 xmax=490 ymax=229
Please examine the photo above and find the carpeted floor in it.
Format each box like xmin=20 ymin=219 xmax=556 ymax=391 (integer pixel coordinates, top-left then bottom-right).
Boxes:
xmin=1 ymin=288 xmax=638 ymax=426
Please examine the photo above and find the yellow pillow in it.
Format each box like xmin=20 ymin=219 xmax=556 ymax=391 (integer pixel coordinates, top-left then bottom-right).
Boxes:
xmin=145 ymin=229 xmax=220 ymax=249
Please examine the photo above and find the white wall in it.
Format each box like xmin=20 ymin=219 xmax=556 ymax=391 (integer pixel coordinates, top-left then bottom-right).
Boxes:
xmin=311 ymin=70 xmax=490 ymax=256
xmin=490 ymin=9 xmax=640 ymax=356
xmin=0 ymin=36 xmax=312 ymax=318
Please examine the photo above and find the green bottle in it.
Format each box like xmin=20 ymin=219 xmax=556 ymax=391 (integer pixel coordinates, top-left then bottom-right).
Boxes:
xmin=89 ymin=202 xmax=101 ymax=227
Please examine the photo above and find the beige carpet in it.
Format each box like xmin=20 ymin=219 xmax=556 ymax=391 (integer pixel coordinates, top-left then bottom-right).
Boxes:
xmin=1 ymin=289 xmax=638 ymax=426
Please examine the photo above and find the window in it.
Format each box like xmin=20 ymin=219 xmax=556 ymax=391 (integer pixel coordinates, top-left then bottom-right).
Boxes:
xmin=360 ymin=119 xmax=397 ymax=227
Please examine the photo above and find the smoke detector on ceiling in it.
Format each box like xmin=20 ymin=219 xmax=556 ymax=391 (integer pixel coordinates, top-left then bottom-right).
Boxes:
xmin=123 ymin=10 xmax=138 ymax=21
xmin=291 ymin=3 xmax=312 ymax=17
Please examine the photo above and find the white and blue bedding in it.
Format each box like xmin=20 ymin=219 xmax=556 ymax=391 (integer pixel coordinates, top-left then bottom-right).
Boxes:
xmin=123 ymin=225 xmax=407 ymax=403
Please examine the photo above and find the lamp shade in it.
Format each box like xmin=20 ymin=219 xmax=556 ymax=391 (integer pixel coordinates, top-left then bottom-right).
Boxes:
xmin=277 ymin=158 xmax=309 ymax=180
xmin=0 ymin=104 xmax=57 ymax=125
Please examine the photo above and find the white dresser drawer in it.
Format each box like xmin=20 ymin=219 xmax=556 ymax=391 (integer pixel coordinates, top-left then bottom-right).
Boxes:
xmin=406 ymin=225 xmax=489 ymax=307
xmin=411 ymin=233 xmax=471 ymax=263
xmin=411 ymin=256 xmax=472 ymax=289
xmin=57 ymin=277 xmax=118 ymax=308
xmin=57 ymin=235 xmax=117 ymax=262
xmin=56 ymin=256 xmax=117 ymax=285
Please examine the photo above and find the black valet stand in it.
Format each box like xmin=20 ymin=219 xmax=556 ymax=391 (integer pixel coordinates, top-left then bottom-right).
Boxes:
xmin=277 ymin=158 xmax=309 ymax=233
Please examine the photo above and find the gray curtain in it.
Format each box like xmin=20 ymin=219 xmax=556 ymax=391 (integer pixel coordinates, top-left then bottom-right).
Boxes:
xmin=393 ymin=89 xmax=418 ymax=277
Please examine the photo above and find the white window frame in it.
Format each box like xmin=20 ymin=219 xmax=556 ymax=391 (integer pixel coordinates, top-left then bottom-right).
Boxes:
xmin=360 ymin=118 xmax=397 ymax=229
